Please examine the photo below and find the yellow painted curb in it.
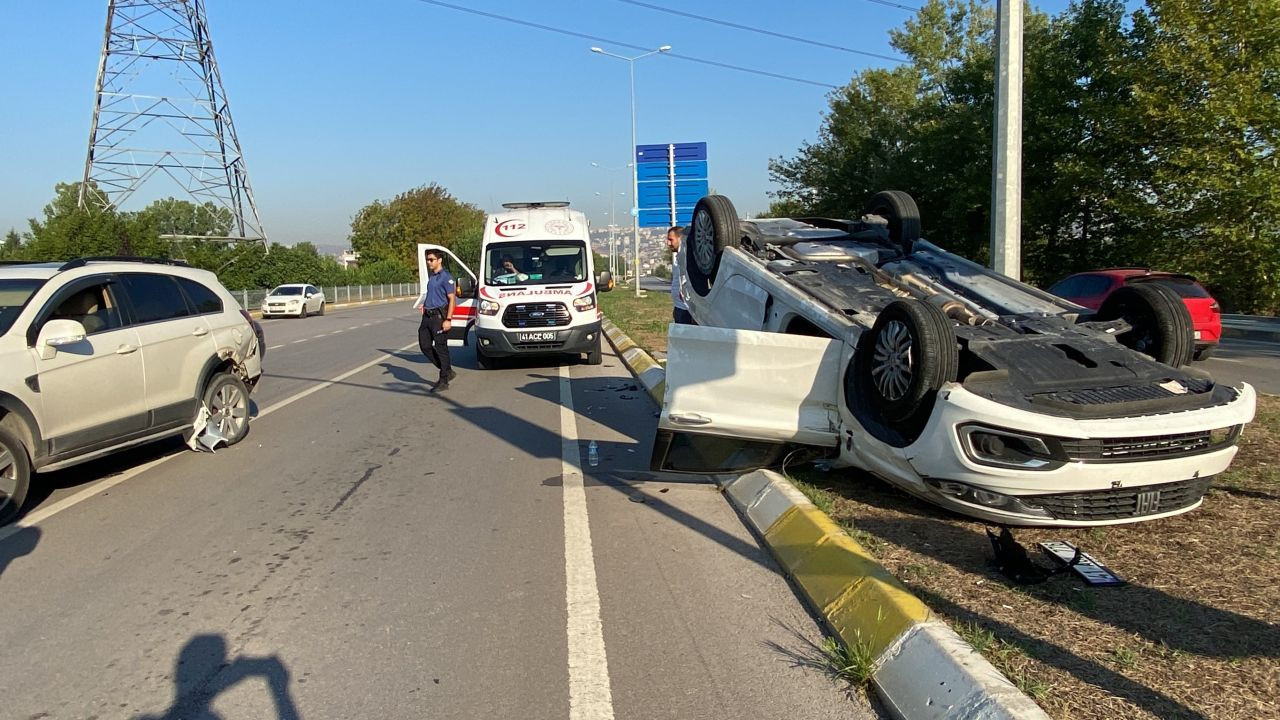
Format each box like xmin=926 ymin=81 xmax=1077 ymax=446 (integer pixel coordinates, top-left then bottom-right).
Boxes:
xmin=765 ymin=503 xmax=930 ymax=658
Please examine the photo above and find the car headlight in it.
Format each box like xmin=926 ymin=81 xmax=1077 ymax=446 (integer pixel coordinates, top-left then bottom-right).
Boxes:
xmin=958 ymin=424 xmax=1066 ymax=470
xmin=479 ymin=299 xmax=500 ymax=316
xmin=573 ymin=293 xmax=596 ymax=312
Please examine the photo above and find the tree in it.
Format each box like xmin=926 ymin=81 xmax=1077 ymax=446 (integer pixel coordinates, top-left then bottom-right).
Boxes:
xmin=2 ymin=230 xmax=21 ymax=259
xmin=1129 ymin=0 xmax=1280 ymax=313
xmin=348 ymin=184 xmax=484 ymax=269
xmin=137 ymin=198 xmax=234 ymax=238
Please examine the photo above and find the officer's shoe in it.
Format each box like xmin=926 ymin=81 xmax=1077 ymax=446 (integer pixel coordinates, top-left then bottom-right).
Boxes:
xmin=431 ymin=380 xmax=449 ymax=393
xmin=447 ymin=369 xmax=458 ymax=382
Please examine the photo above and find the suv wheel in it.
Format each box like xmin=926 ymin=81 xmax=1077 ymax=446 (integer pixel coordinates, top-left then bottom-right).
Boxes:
xmin=0 ymin=425 xmax=32 ymax=525
xmin=202 ymin=373 xmax=251 ymax=446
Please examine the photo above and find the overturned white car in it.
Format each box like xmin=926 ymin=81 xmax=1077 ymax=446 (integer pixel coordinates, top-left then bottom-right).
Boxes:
xmin=651 ymin=192 xmax=1256 ymax=526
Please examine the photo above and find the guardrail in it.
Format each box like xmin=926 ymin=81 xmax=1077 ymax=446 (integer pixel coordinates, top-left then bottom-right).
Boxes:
xmin=232 ymin=283 xmax=419 ymax=312
xmin=1222 ymin=314 xmax=1280 ymax=342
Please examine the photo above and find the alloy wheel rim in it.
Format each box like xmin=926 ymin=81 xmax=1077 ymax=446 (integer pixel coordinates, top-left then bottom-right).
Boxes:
xmin=871 ymin=320 xmax=914 ymax=401
xmin=211 ymin=383 xmax=248 ymax=438
xmin=0 ymin=445 xmax=17 ymax=511
xmin=692 ymin=209 xmax=716 ymax=274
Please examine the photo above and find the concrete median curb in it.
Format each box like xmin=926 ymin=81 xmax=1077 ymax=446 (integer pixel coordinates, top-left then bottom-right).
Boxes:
xmin=603 ymin=316 xmax=1050 ymax=720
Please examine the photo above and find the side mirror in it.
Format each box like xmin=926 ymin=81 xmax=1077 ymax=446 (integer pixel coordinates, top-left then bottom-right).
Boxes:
xmin=37 ymin=319 xmax=88 ymax=360
xmin=456 ymin=277 xmax=476 ymax=298
xmin=597 ymin=271 xmax=614 ymax=292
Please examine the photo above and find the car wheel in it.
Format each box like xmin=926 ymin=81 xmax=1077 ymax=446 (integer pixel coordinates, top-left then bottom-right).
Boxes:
xmin=318 ymin=301 xmax=325 ymax=316
xmin=476 ymin=344 xmax=494 ymax=370
xmin=686 ymin=195 xmax=739 ymax=297
xmin=1096 ymin=283 xmax=1194 ymax=367
xmin=863 ymin=190 xmax=922 ymax=256
xmin=202 ymin=373 xmax=251 ymax=446
xmin=299 ymin=305 xmax=308 ymax=319
xmin=0 ymin=425 xmax=32 ymax=526
xmin=853 ymin=299 xmax=957 ymax=434
xmin=585 ymin=336 xmax=602 ymax=365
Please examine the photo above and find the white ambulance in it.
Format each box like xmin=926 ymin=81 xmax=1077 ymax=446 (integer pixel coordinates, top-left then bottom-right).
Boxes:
xmin=426 ymin=202 xmax=611 ymax=368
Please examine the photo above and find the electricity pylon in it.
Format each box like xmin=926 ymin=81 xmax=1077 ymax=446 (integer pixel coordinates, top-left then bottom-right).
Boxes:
xmin=79 ymin=0 xmax=267 ymax=244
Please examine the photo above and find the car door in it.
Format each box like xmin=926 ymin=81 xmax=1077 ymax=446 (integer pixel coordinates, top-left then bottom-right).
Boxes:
xmin=650 ymin=324 xmax=842 ymax=474
xmin=306 ymin=285 xmax=322 ymax=313
xmin=28 ymin=276 xmax=148 ymax=455
xmin=417 ymin=243 xmax=477 ymax=346
xmin=115 ymin=273 xmax=216 ymax=429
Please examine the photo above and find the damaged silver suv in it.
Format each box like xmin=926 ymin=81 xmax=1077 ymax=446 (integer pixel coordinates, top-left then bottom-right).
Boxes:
xmin=0 ymin=257 xmax=264 ymax=524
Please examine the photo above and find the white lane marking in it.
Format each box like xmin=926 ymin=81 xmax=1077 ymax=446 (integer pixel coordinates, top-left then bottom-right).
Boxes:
xmin=293 ymin=339 xmax=308 ymax=344
xmin=330 ymin=330 xmax=343 ymax=335
xmin=559 ymin=364 xmax=615 ymax=719
xmin=256 ymin=341 xmax=417 ymax=420
xmin=348 ymin=326 xmax=359 ymax=330
xmin=0 ymin=342 xmax=419 ymax=539
xmin=362 ymin=323 xmax=372 ymax=327
xmin=268 ymin=344 xmax=284 ymax=350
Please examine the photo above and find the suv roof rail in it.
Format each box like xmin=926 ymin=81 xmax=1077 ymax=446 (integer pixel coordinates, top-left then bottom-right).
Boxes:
xmin=500 ymin=201 xmax=571 ymax=209
xmin=58 ymin=256 xmax=191 ymax=271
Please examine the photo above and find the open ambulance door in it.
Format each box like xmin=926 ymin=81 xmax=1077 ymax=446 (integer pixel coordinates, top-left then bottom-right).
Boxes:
xmin=417 ymin=243 xmax=477 ymax=347
xmin=650 ymin=324 xmax=842 ymax=474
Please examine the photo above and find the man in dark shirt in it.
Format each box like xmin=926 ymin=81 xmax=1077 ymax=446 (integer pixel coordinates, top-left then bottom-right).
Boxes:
xmin=412 ymin=248 xmax=457 ymax=391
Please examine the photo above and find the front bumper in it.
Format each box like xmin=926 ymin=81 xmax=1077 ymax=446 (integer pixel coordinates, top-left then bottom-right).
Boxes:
xmin=261 ymin=304 xmax=303 ymax=317
xmin=853 ymin=381 xmax=1257 ymax=526
xmin=475 ymin=321 xmax=602 ymax=357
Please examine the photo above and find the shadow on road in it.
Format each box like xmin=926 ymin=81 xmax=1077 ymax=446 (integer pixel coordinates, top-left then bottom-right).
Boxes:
xmin=135 ymin=634 xmax=301 ymax=720
xmin=0 ymin=525 xmax=40 ymax=577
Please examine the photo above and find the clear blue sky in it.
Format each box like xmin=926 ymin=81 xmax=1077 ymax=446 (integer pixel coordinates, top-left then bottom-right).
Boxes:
xmin=2 ymin=0 xmax=1077 ymax=249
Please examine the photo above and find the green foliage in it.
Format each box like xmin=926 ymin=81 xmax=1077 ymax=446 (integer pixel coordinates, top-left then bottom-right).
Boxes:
xmin=769 ymin=0 xmax=1280 ymax=313
xmin=348 ymin=183 xmax=485 ymax=268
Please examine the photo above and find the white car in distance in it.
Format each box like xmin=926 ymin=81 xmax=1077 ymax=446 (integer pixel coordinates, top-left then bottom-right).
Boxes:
xmin=262 ymin=284 xmax=325 ymax=318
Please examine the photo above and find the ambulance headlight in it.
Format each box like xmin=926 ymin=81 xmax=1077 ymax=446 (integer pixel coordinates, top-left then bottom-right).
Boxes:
xmin=573 ymin=293 xmax=596 ymax=312
xmin=479 ymin=299 xmax=501 ymax=316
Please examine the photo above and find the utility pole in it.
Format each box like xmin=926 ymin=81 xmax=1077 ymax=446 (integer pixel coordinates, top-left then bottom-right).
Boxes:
xmin=990 ymin=0 xmax=1022 ymax=280
xmin=80 ymin=0 xmax=267 ymax=245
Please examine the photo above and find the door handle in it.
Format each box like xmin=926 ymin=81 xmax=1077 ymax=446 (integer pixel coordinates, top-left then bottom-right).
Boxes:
xmin=669 ymin=413 xmax=712 ymax=426
xmin=116 ymin=344 xmax=138 ymax=354
xmin=192 ymin=327 xmax=209 ymax=336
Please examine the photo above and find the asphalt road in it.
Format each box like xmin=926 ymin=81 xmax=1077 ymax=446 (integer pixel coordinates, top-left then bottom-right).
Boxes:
xmin=1201 ymin=337 xmax=1280 ymax=395
xmin=1 ymin=301 xmax=880 ymax=720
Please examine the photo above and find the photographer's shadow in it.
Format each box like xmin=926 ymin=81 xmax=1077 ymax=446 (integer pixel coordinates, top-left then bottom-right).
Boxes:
xmin=136 ymin=634 xmax=301 ymax=720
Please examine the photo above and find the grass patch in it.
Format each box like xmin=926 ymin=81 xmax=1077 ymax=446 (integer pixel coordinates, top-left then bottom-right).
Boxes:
xmin=598 ymin=287 xmax=674 ymax=355
xmin=819 ymin=631 xmax=878 ymax=689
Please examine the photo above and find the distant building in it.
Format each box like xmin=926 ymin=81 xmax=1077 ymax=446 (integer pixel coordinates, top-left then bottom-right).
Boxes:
xmin=337 ymin=249 xmax=360 ymax=269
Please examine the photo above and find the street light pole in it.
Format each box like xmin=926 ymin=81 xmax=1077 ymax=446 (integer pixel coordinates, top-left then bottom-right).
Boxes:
xmin=591 ymin=162 xmax=630 ymax=279
xmin=591 ymin=44 xmax=671 ymax=297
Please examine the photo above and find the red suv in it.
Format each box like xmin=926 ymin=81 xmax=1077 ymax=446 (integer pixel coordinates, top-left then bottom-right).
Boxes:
xmin=1048 ymin=269 xmax=1222 ymax=360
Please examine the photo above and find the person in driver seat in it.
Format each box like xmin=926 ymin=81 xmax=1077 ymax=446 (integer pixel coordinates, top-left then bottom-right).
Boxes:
xmin=495 ymin=255 xmax=529 ymax=284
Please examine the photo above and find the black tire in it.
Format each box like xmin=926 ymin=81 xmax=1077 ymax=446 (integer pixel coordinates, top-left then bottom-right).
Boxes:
xmin=201 ymin=373 xmax=251 ymax=446
xmin=863 ymin=190 xmax=922 ymax=256
xmin=1193 ymin=345 xmax=1214 ymax=362
xmin=585 ymin=335 xmax=602 ymax=365
xmin=318 ymin=301 xmax=325 ymax=316
xmin=476 ymin=344 xmax=494 ymax=370
xmin=686 ymin=195 xmax=740 ymax=297
xmin=299 ymin=305 xmax=308 ymax=319
xmin=853 ymin=299 xmax=958 ymax=432
xmin=1096 ymin=283 xmax=1194 ymax=367
xmin=0 ymin=424 xmax=32 ymax=526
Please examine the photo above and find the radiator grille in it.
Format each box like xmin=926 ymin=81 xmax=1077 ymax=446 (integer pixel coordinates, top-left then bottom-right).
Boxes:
xmin=1031 ymin=478 xmax=1211 ymax=521
xmin=1060 ymin=430 xmax=1226 ymax=462
xmin=502 ymin=302 xmax=570 ymax=328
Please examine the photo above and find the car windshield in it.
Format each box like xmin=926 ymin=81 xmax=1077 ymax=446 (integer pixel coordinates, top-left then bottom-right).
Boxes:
xmin=0 ymin=278 xmax=46 ymax=335
xmin=485 ymin=242 xmax=587 ymax=286
xmin=270 ymin=286 xmax=305 ymax=296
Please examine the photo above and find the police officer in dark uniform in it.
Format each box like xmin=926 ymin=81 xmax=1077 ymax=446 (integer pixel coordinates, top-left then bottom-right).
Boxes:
xmin=413 ymin=248 xmax=457 ymax=391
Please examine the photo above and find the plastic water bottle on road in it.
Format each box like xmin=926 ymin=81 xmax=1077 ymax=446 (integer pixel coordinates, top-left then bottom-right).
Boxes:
xmin=587 ymin=440 xmax=599 ymax=467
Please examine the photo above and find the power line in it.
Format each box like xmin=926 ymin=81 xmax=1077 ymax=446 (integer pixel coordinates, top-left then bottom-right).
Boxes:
xmin=865 ymin=0 xmax=922 ymax=12
xmin=412 ymin=0 xmax=845 ymax=89
xmin=614 ymin=0 xmax=905 ymax=64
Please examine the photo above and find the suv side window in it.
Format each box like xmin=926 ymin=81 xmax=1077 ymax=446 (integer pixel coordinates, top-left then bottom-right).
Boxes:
xmin=117 ymin=273 xmax=191 ymax=324
xmin=45 ymin=281 xmax=125 ymax=336
xmin=177 ymin=277 xmax=224 ymax=315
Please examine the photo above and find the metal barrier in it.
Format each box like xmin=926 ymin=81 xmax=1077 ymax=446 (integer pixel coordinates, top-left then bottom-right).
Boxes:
xmin=235 ymin=283 xmax=420 ymax=311
xmin=1222 ymin=314 xmax=1280 ymax=342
